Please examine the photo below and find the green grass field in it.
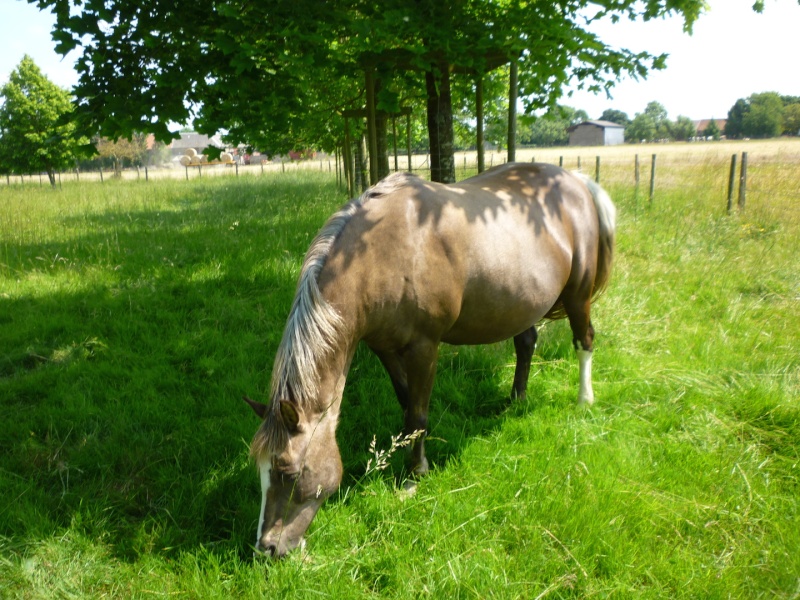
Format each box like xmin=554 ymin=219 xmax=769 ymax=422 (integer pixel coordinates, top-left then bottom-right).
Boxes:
xmin=1 ymin=145 xmax=798 ymax=598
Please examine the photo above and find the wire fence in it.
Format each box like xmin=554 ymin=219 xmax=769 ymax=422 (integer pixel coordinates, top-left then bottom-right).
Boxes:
xmin=4 ymin=142 xmax=800 ymax=213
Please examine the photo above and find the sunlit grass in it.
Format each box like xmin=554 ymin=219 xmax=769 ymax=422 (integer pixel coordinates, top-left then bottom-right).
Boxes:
xmin=1 ymin=148 xmax=798 ymax=598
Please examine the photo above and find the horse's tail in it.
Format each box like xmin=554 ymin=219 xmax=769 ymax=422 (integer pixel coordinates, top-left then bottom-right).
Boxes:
xmin=582 ymin=175 xmax=616 ymax=302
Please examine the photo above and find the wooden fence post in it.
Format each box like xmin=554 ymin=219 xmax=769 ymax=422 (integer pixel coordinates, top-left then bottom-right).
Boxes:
xmin=738 ymin=152 xmax=748 ymax=211
xmin=726 ymin=154 xmax=737 ymax=213
xmin=559 ymin=156 xmax=563 ymax=167
xmin=145 ymin=166 xmax=149 ymax=182
xmin=649 ymin=154 xmax=657 ymax=203
xmin=100 ymin=168 xmax=104 ymax=183
xmin=595 ymin=156 xmax=600 ymax=183
xmin=577 ymin=156 xmax=581 ymax=170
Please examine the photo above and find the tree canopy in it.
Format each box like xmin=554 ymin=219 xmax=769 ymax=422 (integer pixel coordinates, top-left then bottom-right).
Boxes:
xmin=32 ymin=0 xmax=719 ymax=181
xmin=725 ymin=92 xmax=789 ymax=139
xmin=0 ymin=55 xmax=86 ymax=185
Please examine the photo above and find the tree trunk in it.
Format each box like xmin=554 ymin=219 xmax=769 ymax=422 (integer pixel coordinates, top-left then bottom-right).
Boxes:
xmin=425 ymin=65 xmax=455 ymax=184
xmin=476 ymin=75 xmax=485 ymax=173
xmin=353 ymin=133 xmax=369 ymax=193
xmin=375 ymin=113 xmax=390 ymax=180
xmin=47 ymin=170 xmax=56 ymax=188
xmin=507 ymin=60 xmax=518 ymax=163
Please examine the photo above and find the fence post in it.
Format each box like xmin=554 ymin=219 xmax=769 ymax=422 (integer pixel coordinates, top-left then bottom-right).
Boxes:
xmin=726 ymin=154 xmax=737 ymax=213
xmin=559 ymin=156 xmax=563 ymax=167
xmin=595 ymin=156 xmax=600 ymax=183
xmin=100 ymin=168 xmax=104 ymax=183
xmin=185 ymin=166 xmax=189 ymax=181
xmin=649 ymin=154 xmax=657 ymax=203
xmin=145 ymin=166 xmax=149 ymax=182
xmin=236 ymin=162 xmax=239 ymax=177
xmin=738 ymin=152 xmax=748 ymax=211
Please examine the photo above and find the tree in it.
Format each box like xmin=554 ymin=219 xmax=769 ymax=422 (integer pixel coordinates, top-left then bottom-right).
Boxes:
xmin=95 ymin=134 xmax=151 ymax=175
xmin=599 ymin=109 xmax=630 ymax=126
xmin=0 ymin=55 xmax=86 ymax=186
xmin=742 ymin=92 xmax=784 ymax=138
xmin=703 ymin=119 xmax=721 ymax=140
xmin=32 ymin=0 xmax=719 ymax=183
xmin=725 ymin=92 xmax=786 ymax=139
xmin=725 ymin=98 xmax=748 ymax=139
xmin=784 ymin=104 xmax=800 ymax=136
xmin=644 ymin=101 xmax=671 ymax=139
xmin=626 ymin=112 xmax=657 ymax=143
xmin=670 ymin=115 xmax=696 ymax=141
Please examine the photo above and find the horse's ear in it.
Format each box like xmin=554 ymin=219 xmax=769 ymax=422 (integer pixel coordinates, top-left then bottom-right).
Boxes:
xmin=279 ymin=400 xmax=301 ymax=433
xmin=243 ymin=396 xmax=268 ymax=419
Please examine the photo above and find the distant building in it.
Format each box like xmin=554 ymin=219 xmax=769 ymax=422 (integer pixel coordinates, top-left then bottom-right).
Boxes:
xmin=169 ymin=132 xmax=226 ymax=157
xmin=693 ymin=119 xmax=727 ymax=137
xmin=568 ymin=120 xmax=625 ymax=146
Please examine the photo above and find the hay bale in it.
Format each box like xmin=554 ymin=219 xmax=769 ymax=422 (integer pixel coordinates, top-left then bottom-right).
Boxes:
xmin=220 ymin=152 xmax=233 ymax=163
xmin=190 ymin=155 xmax=201 ymax=165
xmin=179 ymin=155 xmax=191 ymax=166
xmin=185 ymin=148 xmax=197 ymax=158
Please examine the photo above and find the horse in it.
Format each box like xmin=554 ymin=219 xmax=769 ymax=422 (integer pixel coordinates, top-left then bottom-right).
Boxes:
xmin=244 ymin=162 xmax=616 ymax=557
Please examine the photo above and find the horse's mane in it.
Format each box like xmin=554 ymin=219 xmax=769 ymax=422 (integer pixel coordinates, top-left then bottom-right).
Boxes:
xmin=251 ymin=173 xmax=416 ymax=460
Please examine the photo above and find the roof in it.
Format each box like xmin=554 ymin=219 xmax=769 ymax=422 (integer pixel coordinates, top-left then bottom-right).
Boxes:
xmin=693 ymin=119 xmax=727 ymax=132
xmin=567 ymin=120 xmax=626 ymax=132
xmin=170 ymin=132 xmax=225 ymax=150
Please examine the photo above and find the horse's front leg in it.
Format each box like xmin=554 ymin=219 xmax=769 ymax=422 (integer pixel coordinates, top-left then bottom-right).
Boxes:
xmin=511 ymin=326 xmax=538 ymax=401
xmin=400 ymin=338 xmax=440 ymax=476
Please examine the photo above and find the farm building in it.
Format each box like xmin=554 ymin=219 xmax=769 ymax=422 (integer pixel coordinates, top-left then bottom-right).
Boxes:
xmin=693 ymin=119 xmax=727 ymax=138
xmin=568 ymin=120 xmax=625 ymax=146
xmin=169 ymin=132 xmax=226 ymax=157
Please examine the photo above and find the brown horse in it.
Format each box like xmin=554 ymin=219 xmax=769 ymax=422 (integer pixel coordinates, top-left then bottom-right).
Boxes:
xmin=245 ymin=162 xmax=616 ymax=557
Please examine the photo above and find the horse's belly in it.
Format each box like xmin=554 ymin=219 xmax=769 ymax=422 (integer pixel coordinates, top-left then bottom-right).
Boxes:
xmin=441 ymin=277 xmax=562 ymax=345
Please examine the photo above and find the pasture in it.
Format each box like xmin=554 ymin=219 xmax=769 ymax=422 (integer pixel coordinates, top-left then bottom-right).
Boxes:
xmin=1 ymin=141 xmax=798 ymax=598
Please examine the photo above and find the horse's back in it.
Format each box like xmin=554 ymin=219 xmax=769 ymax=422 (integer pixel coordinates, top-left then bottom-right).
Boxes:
xmin=321 ymin=163 xmax=601 ymax=348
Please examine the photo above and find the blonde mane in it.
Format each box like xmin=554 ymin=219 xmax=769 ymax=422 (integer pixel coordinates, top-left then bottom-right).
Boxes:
xmin=251 ymin=173 xmax=416 ymax=459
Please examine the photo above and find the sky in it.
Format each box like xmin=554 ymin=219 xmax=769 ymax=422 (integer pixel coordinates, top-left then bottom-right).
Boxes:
xmin=2 ymin=0 xmax=799 ymax=123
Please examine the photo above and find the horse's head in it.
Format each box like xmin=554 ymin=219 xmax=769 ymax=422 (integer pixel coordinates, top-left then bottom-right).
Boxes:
xmin=245 ymin=396 xmax=342 ymax=558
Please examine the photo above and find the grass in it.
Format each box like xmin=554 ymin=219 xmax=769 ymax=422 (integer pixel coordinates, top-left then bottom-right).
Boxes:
xmin=1 ymin=143 xmax=798 ymax=598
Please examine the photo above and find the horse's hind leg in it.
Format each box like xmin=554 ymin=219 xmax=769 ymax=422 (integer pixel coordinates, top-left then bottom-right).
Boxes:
xmin=563 ymin=297 xmax=596 ymax=405
xmin=511 ymin=326 xmax=538 ymax=401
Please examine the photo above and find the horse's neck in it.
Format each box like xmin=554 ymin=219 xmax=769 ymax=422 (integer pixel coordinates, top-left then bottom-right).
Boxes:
xmin=309 ymin=340 xmax=356 ymax=422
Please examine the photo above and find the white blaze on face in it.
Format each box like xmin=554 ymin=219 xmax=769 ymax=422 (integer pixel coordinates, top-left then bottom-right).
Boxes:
xmin=256 ymin=460 xmax=271 ymax=546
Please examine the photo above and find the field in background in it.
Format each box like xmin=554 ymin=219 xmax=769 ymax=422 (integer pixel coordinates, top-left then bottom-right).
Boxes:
xmin=5 ymin=138 xmax=800 ymax=189
xmin=0 ymin=142 xmax=798 ymax=597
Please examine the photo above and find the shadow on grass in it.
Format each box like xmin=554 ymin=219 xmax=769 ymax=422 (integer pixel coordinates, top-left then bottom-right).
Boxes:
xmin=0 ymin=175 xmax=581 ymax=565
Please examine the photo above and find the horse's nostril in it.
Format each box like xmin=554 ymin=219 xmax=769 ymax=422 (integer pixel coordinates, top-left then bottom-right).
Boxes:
xmin=256 ymin=541 xmax=278 ymax=557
